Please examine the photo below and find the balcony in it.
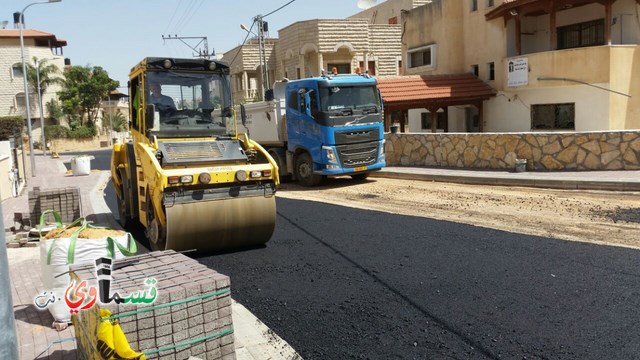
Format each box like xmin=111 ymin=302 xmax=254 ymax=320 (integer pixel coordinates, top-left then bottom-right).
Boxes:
xmin=504 ymin=45 xmax=639 ymax=90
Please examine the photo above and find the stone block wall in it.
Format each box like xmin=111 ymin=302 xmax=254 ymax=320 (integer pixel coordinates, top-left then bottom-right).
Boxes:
xmin=385 ymin=131 xmax=640 ymax=171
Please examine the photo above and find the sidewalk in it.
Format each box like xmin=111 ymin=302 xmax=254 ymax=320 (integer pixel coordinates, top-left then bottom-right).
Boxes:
xmin=4 ymin=154 xmax=300 ymax=360
xmin=372 ymin=166 xmax=640 ymax=191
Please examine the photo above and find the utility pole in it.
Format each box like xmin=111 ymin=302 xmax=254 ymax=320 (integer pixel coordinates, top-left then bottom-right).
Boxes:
xmin=161 ymin=35 xmax=215 ymax=59
xmin=254 ymin=15 xmax=270 ymax=99
xmin=0 ymin=202 xmax=18 ymax=360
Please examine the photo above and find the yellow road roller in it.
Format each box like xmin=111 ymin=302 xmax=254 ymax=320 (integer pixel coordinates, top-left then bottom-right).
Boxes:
xmin=111 ymin=57 xmax=279 ymax=252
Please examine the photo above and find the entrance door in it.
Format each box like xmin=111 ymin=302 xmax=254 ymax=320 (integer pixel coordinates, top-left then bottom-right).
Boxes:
xmin=465 ymin=107 xmax=480 ymax=132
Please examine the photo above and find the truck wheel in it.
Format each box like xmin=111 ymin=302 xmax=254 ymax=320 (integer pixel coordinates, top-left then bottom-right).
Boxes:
xmin=351 ymin=173 xmax=369 ymax=181
xmin=295 ymin=153 xmax=323 ymax=187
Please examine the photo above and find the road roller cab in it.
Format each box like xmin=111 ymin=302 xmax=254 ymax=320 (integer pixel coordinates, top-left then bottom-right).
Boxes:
xmin=111 ymin=57 xmax=279 ymax=252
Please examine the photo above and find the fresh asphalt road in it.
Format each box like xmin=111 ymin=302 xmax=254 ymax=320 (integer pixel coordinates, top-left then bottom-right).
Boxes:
xmin=80 ymin=150 xmax=640 ymax=359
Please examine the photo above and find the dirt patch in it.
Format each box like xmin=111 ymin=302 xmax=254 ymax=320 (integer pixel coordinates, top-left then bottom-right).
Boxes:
xmin=277 ymin=177 xmax=640 ymax=248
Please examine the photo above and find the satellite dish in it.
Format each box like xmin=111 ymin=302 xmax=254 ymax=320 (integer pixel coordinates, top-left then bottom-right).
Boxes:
xmin=0 ymin=21 xmax=8 ymax=29
xmin=357 ymin=0 xmax=377 ymax=10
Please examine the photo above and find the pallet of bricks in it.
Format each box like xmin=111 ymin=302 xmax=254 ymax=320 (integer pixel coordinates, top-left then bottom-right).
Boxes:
xmin=70 ymin=250 xmax=236 ymax=360
xmin=29 ymin=187 xmax=81 ymax=227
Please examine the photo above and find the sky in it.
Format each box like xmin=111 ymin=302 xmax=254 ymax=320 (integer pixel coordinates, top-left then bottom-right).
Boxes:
xmin=9 ymin=0 xmax=379 ymax=91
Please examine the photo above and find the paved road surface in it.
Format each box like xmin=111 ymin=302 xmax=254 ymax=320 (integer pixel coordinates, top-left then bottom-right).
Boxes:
xmin=199 ymin=197 xmax=640 ymax=359
xmin=86 ymin=149 xmax=640 ymax=359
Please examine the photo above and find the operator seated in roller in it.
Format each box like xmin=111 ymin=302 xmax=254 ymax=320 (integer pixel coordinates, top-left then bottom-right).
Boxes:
xmin=148 ymin=82 xmax=176 ymax=117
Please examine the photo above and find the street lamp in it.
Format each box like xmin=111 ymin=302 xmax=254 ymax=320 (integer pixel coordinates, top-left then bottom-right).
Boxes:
xmin=19 ymin=0 xmax=61 ymax=176
xmin=35 ymin=57 xmax=57 ymax=157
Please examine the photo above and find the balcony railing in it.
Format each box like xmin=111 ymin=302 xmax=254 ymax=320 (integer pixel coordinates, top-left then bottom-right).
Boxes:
xmin=504 ymin=45 xmax=620 ymax=90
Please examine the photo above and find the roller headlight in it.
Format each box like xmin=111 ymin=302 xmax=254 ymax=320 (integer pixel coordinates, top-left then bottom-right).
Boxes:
xmin=168 ymin=175 xmax=193 ymax=184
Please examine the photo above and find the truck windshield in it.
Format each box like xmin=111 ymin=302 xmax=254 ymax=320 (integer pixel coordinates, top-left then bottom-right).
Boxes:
xmin=319 ymin=85 xmax=380 ymax=113
xmin=146 ymin=71 xmax=234 ymax=137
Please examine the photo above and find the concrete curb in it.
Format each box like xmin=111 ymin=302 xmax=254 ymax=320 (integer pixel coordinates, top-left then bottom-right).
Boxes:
xmin=89 ymin=171 xmax=121 ymax=230
xmin=370 ymin=170 xmax=640 ymax=192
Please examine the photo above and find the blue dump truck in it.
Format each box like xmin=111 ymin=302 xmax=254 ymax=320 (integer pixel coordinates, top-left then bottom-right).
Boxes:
xmin=240 ymin=72 xmax=385 ymax=186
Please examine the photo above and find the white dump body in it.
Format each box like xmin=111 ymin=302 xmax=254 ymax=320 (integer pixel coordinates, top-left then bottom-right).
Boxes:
xmin=238 ymin=82 xmax=288 ymax=147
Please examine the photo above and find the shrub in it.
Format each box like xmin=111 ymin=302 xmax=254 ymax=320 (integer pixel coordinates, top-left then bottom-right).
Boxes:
xmin=68 ymin=125 xmax=96 ymax=139
xmin=44 ymin=125 xmax=68 ymax=140
xmin=0 ymin=116 xmax=24 ymax=141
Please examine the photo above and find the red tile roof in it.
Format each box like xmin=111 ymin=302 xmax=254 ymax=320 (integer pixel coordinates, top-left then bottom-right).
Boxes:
xmin=377 ymin=73 xmax=496 ymax=110
xmin=0 ymin=29 xmax=67 ymax=46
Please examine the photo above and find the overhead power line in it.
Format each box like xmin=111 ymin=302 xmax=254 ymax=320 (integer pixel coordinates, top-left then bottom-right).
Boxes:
xmin=263 ymin=0 xmax=297 ymax=18
xmin=163 ymin=0 xmax=184 ymax=35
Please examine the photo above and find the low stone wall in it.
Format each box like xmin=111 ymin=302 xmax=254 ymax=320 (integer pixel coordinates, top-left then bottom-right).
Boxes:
xmin=385 ymin=131 xmax=640 ymax=171
xmin=25 ymin=135 xmax=113 ymax=153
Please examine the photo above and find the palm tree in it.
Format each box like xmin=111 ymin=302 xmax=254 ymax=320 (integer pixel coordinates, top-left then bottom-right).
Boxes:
xmin=26 ymin=57 xmax=62 ymax=96
xmin=103 ymin=110 xmax=128 ymax=133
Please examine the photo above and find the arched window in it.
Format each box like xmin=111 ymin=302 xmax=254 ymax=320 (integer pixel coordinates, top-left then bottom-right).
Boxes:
xmin=12 ymin=63 xmax=23 ymax=78
xmin=15 ymin=92 xmax=26 ymax=107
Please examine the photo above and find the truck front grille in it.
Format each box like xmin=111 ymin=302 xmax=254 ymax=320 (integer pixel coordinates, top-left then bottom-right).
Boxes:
xmin=334 ymin=128 xmax=380 ymax=145
xmin=337 ymin=143 xmax=379 ymax=167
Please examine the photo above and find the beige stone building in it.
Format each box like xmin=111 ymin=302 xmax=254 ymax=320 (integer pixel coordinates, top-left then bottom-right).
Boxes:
xmin=397 ymin=0 xmax=640 ymax=133
xmin=276 ymin=18 xmax=401 ymax=80
xmin=0 ymin=28 xmax=66 ymax=120
xmin=222 ymin=38 xmax=278 ymax=103
xmin=221 ymin=0 xmax=440 ymax=103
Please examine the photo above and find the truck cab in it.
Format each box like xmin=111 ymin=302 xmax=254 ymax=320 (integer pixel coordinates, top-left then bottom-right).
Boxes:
xmin=283 ymin=74 xmax=385 ymax=186
xmin=241 ymin=73 xmax=385 ymax=186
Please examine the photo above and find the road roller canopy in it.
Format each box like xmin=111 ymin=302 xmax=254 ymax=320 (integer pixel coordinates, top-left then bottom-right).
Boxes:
xmin=141 ymin=62 xmax=234 ymax=139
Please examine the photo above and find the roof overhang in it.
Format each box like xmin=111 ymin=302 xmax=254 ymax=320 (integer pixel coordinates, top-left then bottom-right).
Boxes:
xmin=377 ymin=74 xmax=496 ymax=111
xmin=0 ymin=29 xmax=67 ymax=47
xmin=485 ymin=0 xmax=624 ymax=21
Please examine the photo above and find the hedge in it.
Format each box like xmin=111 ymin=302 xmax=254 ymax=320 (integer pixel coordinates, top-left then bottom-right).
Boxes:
xmin=0 ymin=116 xmax=24 ymax=141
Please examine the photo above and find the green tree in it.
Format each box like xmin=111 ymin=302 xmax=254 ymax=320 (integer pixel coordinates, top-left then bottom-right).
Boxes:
xmin=45 ymin=99 xmax=64 ymax=124
xmin=58 ymin=65 xmax=119 ymax=126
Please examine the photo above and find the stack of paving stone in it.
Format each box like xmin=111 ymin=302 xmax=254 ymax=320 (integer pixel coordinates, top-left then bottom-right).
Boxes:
xmin=28 ymin=186 xmax=81 ymax=225
xmin=70 ymin=250 xmax=235 ymax=360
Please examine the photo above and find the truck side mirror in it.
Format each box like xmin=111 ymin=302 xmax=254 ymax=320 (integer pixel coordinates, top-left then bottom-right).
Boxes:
xmin=304 ymin=93 xmax=312 ymax=117
xmin=240 ymin=104 xmax=247 ymax=127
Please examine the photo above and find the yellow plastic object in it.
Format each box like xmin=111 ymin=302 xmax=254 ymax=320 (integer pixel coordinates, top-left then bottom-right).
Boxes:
xmin=97 ymin=309 xmax=146 ymax=360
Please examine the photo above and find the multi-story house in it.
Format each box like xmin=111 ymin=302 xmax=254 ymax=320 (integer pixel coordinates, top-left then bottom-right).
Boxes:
xmin=276 ymin=18 xmax=401 ymax=81
xmin=394 ymin=0 xmax=640 ymax=133
xmin=0 ymin=28 xmax=66 ymax=126
xmin=222 ymin=0 xmax=439 ymax=104
xmin=222 ymin=37 xmax=278 ymax=103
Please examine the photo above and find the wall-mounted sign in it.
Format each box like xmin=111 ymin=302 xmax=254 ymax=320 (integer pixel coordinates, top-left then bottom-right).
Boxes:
xmin=507 ymin=57 xmax=528 ymax=87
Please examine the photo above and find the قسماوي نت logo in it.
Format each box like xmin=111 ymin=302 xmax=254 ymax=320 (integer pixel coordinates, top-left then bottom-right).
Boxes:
xmin=34 ymin=257 xmax=158 ymax=314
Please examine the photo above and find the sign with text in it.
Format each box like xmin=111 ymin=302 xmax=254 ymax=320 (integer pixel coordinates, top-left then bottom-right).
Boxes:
xmin=507 ymin=57 xmax=528 ymax=87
